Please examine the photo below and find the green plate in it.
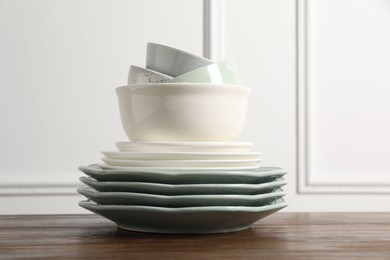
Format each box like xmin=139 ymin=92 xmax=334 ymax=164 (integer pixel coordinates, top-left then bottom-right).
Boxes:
xmin=78 ymin=199 xmax=288 ymax=234
xmin=77 ymin=187 xmax=285 ymax=207
xmin=79 ymin=164 xmax=287 ymax=184
xmin=80 ymin=176 xmax=287 ymax=195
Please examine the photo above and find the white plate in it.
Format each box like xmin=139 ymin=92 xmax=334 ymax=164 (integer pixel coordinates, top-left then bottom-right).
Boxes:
xmin=101 ymin=158 xmax=261 ymax=168
xmin=102 ymin=151 xmax=262 ymax=161
xmin=78 ymin=199 xmax=288 ymax=234
xmin=115 ymin=141 xmax=254 ymax=153
xmin=79 ymin=176 xmax=287 ymax=195
xmin=79 ymin=164 xmax=287 ymax=184
xmin=77 ymin=187 xmax=286 ymax=207
xmin=100 ymin=164 xmax=260 ymax=171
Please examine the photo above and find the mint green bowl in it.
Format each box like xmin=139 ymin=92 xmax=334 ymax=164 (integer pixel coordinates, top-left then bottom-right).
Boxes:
xmin=167 ymin=60 xmax=241 ymax=84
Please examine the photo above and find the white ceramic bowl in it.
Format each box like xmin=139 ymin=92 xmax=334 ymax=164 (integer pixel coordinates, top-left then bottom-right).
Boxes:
xmin=146 ymin=42 xmax=213 ymax=77
xmin=128 ymin=65 xmax=172 ymax=85
xmin=167 ymin=60 xmax=241 ymax=84
xmin=116 ymin=83 xmax=251 ymax=142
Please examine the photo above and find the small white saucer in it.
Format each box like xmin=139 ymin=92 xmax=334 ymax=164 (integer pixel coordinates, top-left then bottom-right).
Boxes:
xmin=115 ymin=141 xmax=254 ymax=153
xmin=101 ymin=151 xmax=262 ymax=161
xmin=101 ymin=158 xmax=261 ymax=168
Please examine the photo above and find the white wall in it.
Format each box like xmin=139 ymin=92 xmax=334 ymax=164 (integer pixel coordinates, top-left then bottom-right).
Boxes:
xmin=0 ymin=0 xmax=203 ymax=214
xmin=1 ymin=0 xmax=389 ymax=214
xmin=224 ymin=0 xmax=390 ymax=211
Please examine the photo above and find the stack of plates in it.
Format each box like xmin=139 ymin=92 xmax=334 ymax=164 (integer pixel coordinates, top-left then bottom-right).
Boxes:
xmin=102 ymin=141 xmax=262 ymax=169
xmin=78 ymin=142 xmax=288 ymax=234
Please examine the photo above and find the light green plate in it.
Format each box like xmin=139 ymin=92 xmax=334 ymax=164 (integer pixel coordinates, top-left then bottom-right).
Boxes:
xmin=79 ymin=164 xmax=287 ymax=184
xmin=78 ymin=199 xmax=288 ymax=234
xmin=77 ymin=187 xmax=285 ymax=207
xmin=79 ymin=176 xmax=287 ymax=195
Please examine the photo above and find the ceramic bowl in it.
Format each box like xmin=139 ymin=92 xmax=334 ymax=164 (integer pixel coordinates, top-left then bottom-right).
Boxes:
xmin=146 ymin=42 xmax=213 ymax=77
xmin=128 ymin=65 xmax=172 ymax=85
xmin=167 ymin=60 xmax=241 ymax=84
xmin=116 ymin=83 xmax=251 ymax=142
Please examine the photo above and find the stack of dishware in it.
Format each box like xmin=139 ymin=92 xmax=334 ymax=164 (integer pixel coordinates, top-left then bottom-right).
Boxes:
xmin=78 ymin=43 xmax=288 ymax=234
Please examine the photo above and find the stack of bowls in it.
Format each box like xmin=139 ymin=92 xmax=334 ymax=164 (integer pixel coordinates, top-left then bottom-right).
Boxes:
xmin=78 ymin=43 xmax=288 ymax=234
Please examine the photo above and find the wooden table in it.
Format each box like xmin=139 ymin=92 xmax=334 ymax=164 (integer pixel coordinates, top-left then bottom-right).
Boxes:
xmin=1 ymin=212 xmax=390 ymax=259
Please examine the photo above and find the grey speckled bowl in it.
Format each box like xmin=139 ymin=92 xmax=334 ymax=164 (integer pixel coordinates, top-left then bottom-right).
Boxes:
xmin=128 ymin=65 xmax=172 ymax=85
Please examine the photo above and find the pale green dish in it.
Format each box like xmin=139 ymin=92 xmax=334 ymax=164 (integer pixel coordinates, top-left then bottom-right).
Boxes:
xmin=79 ymin=176 xmax=287 ymax=195
xmin=79 ymin=164 xmax=287 ymax=184
xmin=77 ymin=187 xmax=285 ymax=207
xmin=167 ymin=60 xmax=241 ymax=84
xmin=78 ymin=199 xmax=288 ymax=234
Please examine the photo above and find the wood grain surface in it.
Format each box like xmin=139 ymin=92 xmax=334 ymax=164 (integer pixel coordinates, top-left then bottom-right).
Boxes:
xmin=1 ymin=212 xmax=390 ymax=259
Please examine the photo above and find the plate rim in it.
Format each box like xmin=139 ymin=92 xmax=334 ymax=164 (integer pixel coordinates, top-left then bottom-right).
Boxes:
xmin=78 ymin=199 xmax=288 ymax=213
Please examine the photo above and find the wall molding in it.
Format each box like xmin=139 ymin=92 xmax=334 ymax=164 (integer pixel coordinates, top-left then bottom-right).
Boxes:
xmin=203 ymin=0 xmax=224 ymax=60
xmin=297 ymin=0 xmax=390 ymax=194
xmin=0 ymin=174 xmax=79 ymax=196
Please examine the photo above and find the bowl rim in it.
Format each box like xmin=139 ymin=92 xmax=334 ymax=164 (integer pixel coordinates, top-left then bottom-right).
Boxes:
xmin=116 ymin=83 xmax=251 ymax=93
